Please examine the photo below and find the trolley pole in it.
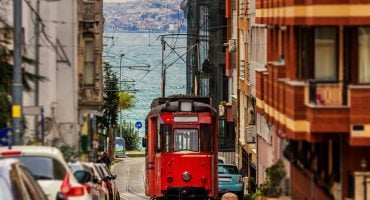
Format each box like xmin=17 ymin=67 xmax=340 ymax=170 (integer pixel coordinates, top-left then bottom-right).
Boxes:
xmin=12 ymin=0 xmax=23 ymax=145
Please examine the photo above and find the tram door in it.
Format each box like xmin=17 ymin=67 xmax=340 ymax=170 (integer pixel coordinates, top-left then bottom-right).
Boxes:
xmin=146 ymin=116 xmax=157 ymax=195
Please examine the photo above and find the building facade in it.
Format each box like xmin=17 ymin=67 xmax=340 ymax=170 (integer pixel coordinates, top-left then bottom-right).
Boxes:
xmin=255 ymin=0 xmax=370 ymax=199
xmin=77 ymin=0 xmax=104 ymax=160
xmin=236 ymin=0 xmax=258 ymax=185
xmin=0 ymin=0 xmax=103 ymax=156
xmin=182 ymin=0 xmax=237 ymax=163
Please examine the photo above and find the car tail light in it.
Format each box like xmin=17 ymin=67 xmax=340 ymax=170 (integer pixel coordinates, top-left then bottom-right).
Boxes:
xmin=84 ymin=184 xmax=91 ymax=193
xmin=60 ymin=173 xmax=85 ymax=197
xmin=1 ymin=150 xmax=22 ymax=156
xmin=237 ymin=176 xmax=243 ymax=184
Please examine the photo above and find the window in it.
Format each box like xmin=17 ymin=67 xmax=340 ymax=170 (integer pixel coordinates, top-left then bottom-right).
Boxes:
xmin=174 ymin=129 xmax=199 ymax=152
xmin=359 ymin=27 xmax=370 ymax=83
xmin=296 ymin=27 xmax=338 ymax=81
xmin=200 ymin=124 xmax=213 ymax=152
xmin=84 ymin=40 xmax=95 ymax=85
xmin=314 ymin=27 xmax=338 ymax=81
xmin=13 ymin=156 xmax=67 ymax=180
xmin=161 ymin=124 xmax=172 ymax=152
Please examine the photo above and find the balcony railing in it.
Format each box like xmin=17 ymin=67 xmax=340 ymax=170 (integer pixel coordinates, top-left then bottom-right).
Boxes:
xmin=307 ymin=80 xmax=347 ymax=106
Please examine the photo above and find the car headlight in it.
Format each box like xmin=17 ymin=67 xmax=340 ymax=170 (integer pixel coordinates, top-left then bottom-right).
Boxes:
xmin=182 ymin=171 xmax=191 ymax=181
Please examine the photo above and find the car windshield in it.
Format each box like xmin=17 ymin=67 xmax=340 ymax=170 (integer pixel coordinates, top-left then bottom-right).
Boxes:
xmin=69 ymin=164 xmax=83 ymax=172
xmin=218 ymin=165 xmax=239 ymax=175
xmin=9 ymin=156 xmax=66 ymax=180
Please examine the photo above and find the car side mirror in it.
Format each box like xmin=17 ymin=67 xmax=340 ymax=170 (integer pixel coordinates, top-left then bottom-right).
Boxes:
xmin=112 ymin=174 xmax=117 ymax=180
xmin=92 ymin=175 xmax=99 ymax=184
xmin=106 ymin=175 xmax=112 ymax=181
xmin=73 ymin=170 xmax=92 ymax=184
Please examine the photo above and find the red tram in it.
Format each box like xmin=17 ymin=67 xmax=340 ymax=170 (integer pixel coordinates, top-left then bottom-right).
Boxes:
xmin=143 ymin=95 xmax=218 ymax=200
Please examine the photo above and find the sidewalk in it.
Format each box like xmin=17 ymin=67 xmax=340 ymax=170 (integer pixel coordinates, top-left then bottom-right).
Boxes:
xmin=126 ymin=150 xmax=145 ymax=157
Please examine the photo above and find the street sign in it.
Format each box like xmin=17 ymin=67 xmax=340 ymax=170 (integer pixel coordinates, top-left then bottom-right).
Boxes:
xmin=135 ymin=121 xmax=142 ymax=129
xmin=0 ymin=128 xmax=11 ymax=146
xmin=23 ymin=106 xmax=42 ymax=115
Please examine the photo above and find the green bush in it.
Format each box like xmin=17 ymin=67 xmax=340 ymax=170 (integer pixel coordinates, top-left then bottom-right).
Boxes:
xmin=258 ymin=160 xmax=286 ymax=197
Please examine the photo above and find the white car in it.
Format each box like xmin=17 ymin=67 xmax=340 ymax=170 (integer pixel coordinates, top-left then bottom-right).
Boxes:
xmin=0 ymin=146 xmax=90 ymax=200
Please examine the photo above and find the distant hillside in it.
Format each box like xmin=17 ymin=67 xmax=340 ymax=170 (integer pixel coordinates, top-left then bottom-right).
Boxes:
xmin=104 ymin=0 xmax=187 ymax=33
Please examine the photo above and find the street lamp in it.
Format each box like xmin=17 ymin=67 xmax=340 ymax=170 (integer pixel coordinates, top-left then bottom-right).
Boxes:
xmin=361 ymin=158 xmax=367 ymax=200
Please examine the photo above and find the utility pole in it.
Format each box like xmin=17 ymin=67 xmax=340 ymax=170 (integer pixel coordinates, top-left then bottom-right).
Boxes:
xmin=34 ymin=0 xmax=40 ymax=141
xmin=12 ymin=0 xmax=23 ymax=145
xmin=161 ymin=38 xmax=166 ymax=97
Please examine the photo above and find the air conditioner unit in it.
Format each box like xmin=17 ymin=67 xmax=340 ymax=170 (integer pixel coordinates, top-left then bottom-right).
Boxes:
xmin=228 ymin=39 xmax=236 ymax=52
xmin=246 ymin=126 xmax=256 ymax=143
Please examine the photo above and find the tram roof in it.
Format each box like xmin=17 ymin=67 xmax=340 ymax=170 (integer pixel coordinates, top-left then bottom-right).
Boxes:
xmin=147 ymin=98 xmax=217 ymax=117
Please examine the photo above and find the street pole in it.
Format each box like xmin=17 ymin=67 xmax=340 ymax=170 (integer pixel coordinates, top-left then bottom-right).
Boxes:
xmin=161 ymin=38 xmax=166 ymax=97
xmin=12 ymin=0 xmax=23 ymax=145
xmin=35 ymin=0 xmax=40 ymax=141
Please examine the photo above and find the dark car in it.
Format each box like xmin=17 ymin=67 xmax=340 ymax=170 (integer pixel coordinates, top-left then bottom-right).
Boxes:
xmin=95 ymin=163 xmax=120 ymax=200
xmin=218 ymin=164 xmax=244 ymax=200
xmin=0 ymin=158 xmax=49 ymax=200
xmin=69 ymin=162 xmax=108 ymax=200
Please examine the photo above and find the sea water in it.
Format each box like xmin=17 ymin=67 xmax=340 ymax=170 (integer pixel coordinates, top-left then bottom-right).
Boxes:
xmin=103 ymin=32 xmax=187 ymax=137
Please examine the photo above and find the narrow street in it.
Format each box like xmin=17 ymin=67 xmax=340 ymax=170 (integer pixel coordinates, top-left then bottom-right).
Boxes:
xmin=111 ymin=157 xmax=148 ymax=200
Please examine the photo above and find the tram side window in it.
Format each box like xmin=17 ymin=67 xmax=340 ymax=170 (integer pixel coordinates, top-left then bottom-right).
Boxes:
xmin=200 ymin=124 xmax=213 ymax=152
xmin=156 ymin=128 xmax=161 ymax=152
xmin=174 ymin=129 xmax=199 ymax=152
xmin=161 ymin=124 xmax=172 ymax=152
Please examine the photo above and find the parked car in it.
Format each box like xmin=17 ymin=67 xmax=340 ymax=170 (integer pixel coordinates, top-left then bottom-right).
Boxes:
xmin=0 ymin=146 xmax=90 ymax=200
xmin=0 ymin=158 xmax=51 ymax=200
xmin=218 ymin=164 xmax=244 ymax=200
xmin=95 ymin=163 xmax=120 ymax=200
xmin=86 ymin=162 xmax=110 ymax=200
xmin=69 ymin=162 xmax=107 ymax=200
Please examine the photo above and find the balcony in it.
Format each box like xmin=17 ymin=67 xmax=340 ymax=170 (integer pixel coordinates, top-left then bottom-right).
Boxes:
xmin=349 ymin=85 xmax=370 ymax=146
xmin=255 ymin=63 xmax=370 ymax=144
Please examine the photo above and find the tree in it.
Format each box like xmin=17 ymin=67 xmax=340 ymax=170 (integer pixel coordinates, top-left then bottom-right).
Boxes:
xmin=118 ymin=91 xmax=134 ymax=110
xmin=119 ymin=120 xmax=140 ymax=150
xmin=0 ymin=29 xmax=46 ymax=129
xmin=97 ymin=65 xmax=119 ymax=160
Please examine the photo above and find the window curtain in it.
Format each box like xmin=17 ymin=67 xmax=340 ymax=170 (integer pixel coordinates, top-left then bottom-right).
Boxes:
xmin=314 ymin=27 xmax=337 ymax=81
xmin=359 ymin=27 xmax=370 ymax=83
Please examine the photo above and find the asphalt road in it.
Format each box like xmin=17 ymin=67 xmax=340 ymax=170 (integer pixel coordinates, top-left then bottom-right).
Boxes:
xmin=111 ymin=157 xmax=149 ymax=200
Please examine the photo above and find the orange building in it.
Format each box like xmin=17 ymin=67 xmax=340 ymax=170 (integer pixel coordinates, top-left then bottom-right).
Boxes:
xmin=254 ymin=0 xmax=370 ymax=199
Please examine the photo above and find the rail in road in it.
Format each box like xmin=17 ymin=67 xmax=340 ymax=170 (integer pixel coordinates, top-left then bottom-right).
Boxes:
xmin=111 ymin=157 xmax=149 ymax=200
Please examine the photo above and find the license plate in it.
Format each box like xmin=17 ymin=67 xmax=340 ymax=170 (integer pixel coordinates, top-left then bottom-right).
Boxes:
xmin=219 ymin=177 xmax=231 ymax=182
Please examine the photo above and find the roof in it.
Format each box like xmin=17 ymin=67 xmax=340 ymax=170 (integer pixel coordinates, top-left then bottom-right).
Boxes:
xmin=0 ymin=146 xmax=65 ymax=161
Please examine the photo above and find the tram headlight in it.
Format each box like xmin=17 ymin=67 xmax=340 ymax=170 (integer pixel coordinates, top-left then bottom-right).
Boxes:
xmin=179 ymin=101 xmax=192 ymax=112
xmin=182 ymin=171 xmax=192 ymax=181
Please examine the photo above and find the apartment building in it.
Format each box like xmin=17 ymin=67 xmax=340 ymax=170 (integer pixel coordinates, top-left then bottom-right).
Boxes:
xmin=254 ymin=0 xmax=370 ymax=199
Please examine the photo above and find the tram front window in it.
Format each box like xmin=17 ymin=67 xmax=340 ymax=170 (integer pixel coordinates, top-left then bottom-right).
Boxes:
xmin=174 ymin=129 xmax=199 ymax=152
